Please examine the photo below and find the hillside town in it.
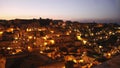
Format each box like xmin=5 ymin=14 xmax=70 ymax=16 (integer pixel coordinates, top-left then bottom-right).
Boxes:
xmin=0 ymin=18 xmax=120 ymax=68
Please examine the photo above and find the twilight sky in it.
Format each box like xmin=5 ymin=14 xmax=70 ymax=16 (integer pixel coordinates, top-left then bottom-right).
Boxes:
xmin=0 ymin=0 xmax=120 ymax=22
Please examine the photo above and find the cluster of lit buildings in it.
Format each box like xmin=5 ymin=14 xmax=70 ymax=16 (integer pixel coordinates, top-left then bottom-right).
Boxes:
xmin=0 ymin=18 xmax=120 ymax=67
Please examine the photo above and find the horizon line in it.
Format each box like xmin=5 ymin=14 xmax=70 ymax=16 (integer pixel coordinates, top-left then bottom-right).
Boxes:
xmin=0 ymin=17 xmax=120 ymax=23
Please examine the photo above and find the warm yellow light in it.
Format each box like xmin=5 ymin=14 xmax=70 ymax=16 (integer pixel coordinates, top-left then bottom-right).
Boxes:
xmin=14 ymin=37 xmax=18 ymax=40
xmin=34 ymin=37 xmax=36 ymax=39
xmin=99 ymin=37 xmax=102 ymax=39
xmin=65 ymin=55 xmax=75 ymax=61
xmin=68 ymin=57 xmax=73 ymax=61
xmin=62 ymin=66 xmax=65 ymax=68
xmin=77 ymin=36 xmax=82 ymax=40
xmin=83 ymin=40 xmax=87 ymax=44
xmin=105 ymin=53 xmax=112 ymax=58
xmin=50 ymin=40 xmax=55 ymax=44
xmin=12 ymin=52 xmax=16 ymax=55
xmin=99 ymin=46 xmax=103 ymax=48
xmin=16 ymin=49 xmax=22 ymax=53
xmin=10 ymin=28 xmax=14 ymax=31
xmin=88 ymin=63 xmax=93 ymax=68
xmin=26 ymin=28 xmax=32 ymax=32
xmin=43 ymin=35 xmax=48 ymax=40
xmin=109 ymin=31 xmax=112 ymax=34
xmin=66 ymin=32 xmax=70 ymax=35
xmin=57 ymin=34 xmax=60 ymax=37
xmin=28 ymin=46 xmax=31 ymax=49
xmin=38 ymin=28 xmax=42 ymax=31
xmin=7 ymin=47 xmax=11 ymax=50
xmin=50 ymin=30 xmax=54 ymax=33
xmin=79 ymin=59 xmax=84 ymax=63
xmin=44 ymin=42 xmax=47 ymax=46
xmin=0 ymin=31 xmax=3 ymax=35
xmin=28 ymin=36 xmax=33 ymax=39
xmin=73 ymin=59 xmax=77 ymax=63
xmin=116 ymin=30 xmax=120 ymax=33
xmin=28 ymin=46 xmax=32 ymax=52
xmin=69 ymin=30 xmax=71 ymax=33
xmin=90 ymin=33 xmax=94 ymax=36
xmin=40 ymin=51 xmax=43 ymax=53
xmin=43 ymin=37 xmax=47 ymax=40
xmin=108 ymin=53 xmax=111 ymax=56
xmin=105 ymin=36 xmax=108 ymax=39
xmin=7 ymin=28 xmax=14 ymax=32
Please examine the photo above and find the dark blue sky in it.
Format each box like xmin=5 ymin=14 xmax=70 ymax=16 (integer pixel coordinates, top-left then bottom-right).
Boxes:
xmin=0 ymin=0 xmax=120 ymax=22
